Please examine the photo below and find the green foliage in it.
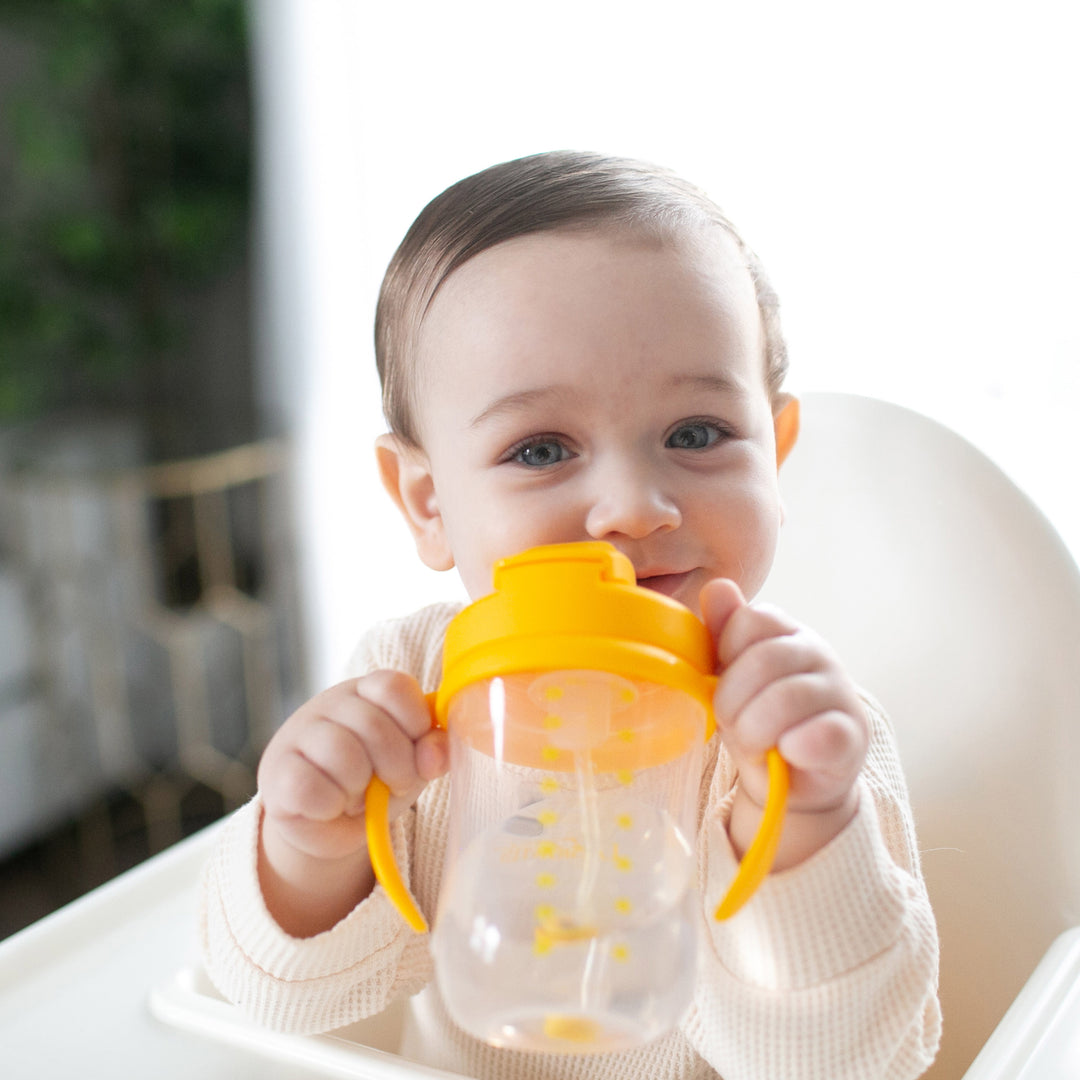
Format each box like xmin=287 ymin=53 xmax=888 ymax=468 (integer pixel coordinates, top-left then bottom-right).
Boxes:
xmin=0 ymin=0 xmax=252 ymax=422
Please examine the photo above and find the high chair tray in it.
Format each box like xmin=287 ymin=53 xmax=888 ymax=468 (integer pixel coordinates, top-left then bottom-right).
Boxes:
xmin=150 ymin=964 xmax=472 ymax=1079
xmin=961 ymin=927 xmax=1080 ymax=1080
xmin=0 ymin=822 xmax=468 ymax=1079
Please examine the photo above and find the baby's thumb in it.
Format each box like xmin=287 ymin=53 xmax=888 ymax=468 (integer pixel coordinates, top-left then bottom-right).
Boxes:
xmin=699 ymin=578 xmax=746 ymax=656
xmin=415 ymin=727 xmax=449 ymax=782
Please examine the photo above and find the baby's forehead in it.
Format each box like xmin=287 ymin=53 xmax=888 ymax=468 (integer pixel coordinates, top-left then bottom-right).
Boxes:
xmin=429 ymin=221 xmax=755 ymax=317
xmin=415 ymin=225 xmax=765 ymax=394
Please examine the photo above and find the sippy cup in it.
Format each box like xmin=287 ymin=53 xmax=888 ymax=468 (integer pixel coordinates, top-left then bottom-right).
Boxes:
xmin=365 ymin=542 xmax=788 ymax=1053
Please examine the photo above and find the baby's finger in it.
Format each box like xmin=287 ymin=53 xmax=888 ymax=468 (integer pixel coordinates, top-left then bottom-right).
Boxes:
xmin=261 ymin=671 xmax=432 ymax=818
xmin=311 ymin=671 xmax=432 ymax=798
xmin=724 ymin=670 xmax=843 ymax=757
xmin=699 ymin=578 xmax=746 ymax=648
xmin=351 ymin=670 xmax=434 ymax=741
xmin=715 ymin=628 xmax=829 ymax=726
xmin=716 ymin=602 xmax=801 ymax=670
xmin=260 ymin=738 xmax=355 ymax=823
xmin=415 ymin=728 xmax=450 ymax=782
xmin=776 ymin=708 xmax=867 ymax=779
xmin=276 ymin=699 xmax=399 ymax=804
xmin=332 ymin=696 xmax=425 ymax=801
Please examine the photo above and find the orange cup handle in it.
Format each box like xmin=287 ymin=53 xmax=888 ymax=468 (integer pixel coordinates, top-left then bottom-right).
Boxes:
xmin=363 ymin=691 xmax=439 ymax=933
xmin=365 ymin=777 xmax=428 ymax=932
xmin=713 ymin=748 xmax=789 ymax=920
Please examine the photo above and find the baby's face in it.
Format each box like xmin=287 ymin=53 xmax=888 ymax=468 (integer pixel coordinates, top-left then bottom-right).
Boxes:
xmin=410 ymin=226 xmax=784 ymax=616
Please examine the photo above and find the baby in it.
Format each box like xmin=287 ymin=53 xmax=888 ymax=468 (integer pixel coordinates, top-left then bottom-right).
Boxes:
xmin=200 ymin=151 xmax=940 ymax=1080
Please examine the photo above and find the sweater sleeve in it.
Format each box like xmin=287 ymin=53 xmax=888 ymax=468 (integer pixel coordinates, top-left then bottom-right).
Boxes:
xmin=197 ymin=602 xmax=462 ymax=1034
xmin=683 ymin=693 xmax=941 ymax=1080
xmin=197 ymin=793 xmax=431 ymax=1032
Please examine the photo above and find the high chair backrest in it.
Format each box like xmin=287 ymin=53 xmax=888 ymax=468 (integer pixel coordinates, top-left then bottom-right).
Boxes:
xmin=760 ymin=392 xmax=1080 ymax=1080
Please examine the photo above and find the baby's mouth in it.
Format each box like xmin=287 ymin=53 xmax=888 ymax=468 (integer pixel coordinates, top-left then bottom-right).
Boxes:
xmin=636 ymin=570 xmax=693 ymax=600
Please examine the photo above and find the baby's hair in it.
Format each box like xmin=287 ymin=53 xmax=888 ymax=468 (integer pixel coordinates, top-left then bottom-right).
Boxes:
xmin=375 ymin=150 xmax=788 ymax=447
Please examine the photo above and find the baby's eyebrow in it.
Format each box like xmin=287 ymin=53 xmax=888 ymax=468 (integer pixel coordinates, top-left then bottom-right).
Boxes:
xmin=468 ymin=372 xmax=745 ymax=429
xmin=468 ymin=386 xmax=566 ymax=428
xmin=666 ymin=372 xmax=744 ymax=396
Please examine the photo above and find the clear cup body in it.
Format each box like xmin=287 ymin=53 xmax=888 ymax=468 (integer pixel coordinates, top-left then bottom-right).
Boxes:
xmin=432 ymin=670 xmax=706 ymax=1053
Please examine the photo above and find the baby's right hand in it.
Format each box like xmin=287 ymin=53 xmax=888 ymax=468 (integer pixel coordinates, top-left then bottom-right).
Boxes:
xmin=259 ymin=670 xmax=446 ymax=862
xmin=256 ymin=671 xmax=447 ymax=935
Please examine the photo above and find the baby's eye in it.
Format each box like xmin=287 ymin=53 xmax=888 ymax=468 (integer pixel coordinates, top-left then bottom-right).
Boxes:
xmin=665 ymin=421 xmax=723 ymax=450
xmin=509 ymin=438 xmax=573 ymax=468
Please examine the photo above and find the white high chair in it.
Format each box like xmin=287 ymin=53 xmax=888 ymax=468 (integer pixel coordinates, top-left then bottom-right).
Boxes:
xmin=2 ymin=393 xmax=1077 ymax=1079
xmin=760 ymin=392 xmax=1080 ymax=1079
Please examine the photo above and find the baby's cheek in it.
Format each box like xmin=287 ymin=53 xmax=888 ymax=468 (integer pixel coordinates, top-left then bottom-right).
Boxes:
xmin=724 ymin=493 xmax=782 ymax=599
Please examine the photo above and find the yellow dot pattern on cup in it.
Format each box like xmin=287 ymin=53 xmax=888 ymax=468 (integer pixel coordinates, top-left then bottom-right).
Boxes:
xmin=619 ymin=687 xmax=636 ymax=704
xmin=533 ymin=909 xmax=600 ymax=958
xmin=536 ymin=872 xmax=556 ymax=889
xmin=542 ymin=714 xmax=562 ymax=731
xmin=537 ymin=809 xmax=558 ymax=826
xmin=615 ymin=813 xmax=633 ymax=830
xmin=617 ymin=728 xmax=635 ymax=743
xmin=536 ymin=840 xmax=556 ymax=858
xmin=539 ymin=777 xmax=559 ymax=795
xmin=614 ymin=897 xmax=632 ymax=914
xmin=616 ymin=769 xmax=634 ymax=786
xmin=613 ymin=844 xmax=633 ymax=872
xmin=543 ymin=1014 xmax=597 ymax=1043
xmin=541 ymin=745 xmax=561 ymax=763
xmin=543 ymin=686 xmax=564 ymax=703
xmin=612 ymin=943 xmax=631 ymax=963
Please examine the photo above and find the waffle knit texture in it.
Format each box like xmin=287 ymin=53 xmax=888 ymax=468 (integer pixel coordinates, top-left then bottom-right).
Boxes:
xmin=199 ymin=601 xmax=941 ymax=1080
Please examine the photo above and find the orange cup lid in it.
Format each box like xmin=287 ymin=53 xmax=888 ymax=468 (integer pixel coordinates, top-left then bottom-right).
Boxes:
xmin=435 ymin=542 xmax=717 ymax=742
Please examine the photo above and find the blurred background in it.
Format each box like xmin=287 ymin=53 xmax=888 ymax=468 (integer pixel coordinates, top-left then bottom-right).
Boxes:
xmin=1 ymin=0 xmax=1077 ymax=941
xmin=0 ymin=0 xmax=305 ymax=936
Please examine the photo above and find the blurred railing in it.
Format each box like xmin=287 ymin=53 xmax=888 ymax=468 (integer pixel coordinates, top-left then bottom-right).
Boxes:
xmin=0 ymin=435 xmax=305 ymax=877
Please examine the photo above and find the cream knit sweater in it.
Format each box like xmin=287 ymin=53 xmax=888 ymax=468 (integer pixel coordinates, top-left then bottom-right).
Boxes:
xmin=199 ymin=601 xmax=941 ymax=1080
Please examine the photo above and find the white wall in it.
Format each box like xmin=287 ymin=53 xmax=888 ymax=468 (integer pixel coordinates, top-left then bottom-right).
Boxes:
xmin=249 ymin=0 xmax=1079 ymax=690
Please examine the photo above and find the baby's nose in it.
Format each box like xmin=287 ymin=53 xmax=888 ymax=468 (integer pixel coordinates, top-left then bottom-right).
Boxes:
xmin=584 ymin=465 xmax=681 ymax=540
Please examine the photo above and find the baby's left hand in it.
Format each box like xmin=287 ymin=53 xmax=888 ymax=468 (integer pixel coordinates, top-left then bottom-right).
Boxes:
xmin=701 ymin=578 xmax=869 ymax=868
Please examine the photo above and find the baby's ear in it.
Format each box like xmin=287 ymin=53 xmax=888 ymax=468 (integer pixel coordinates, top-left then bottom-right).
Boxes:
xmin=773 ymin=395 xmax=800 ymax=469
xmin=375 ymin=434 xmax=455 ymax=572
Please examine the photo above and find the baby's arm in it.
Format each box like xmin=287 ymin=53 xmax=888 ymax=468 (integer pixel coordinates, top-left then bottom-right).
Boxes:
xmin=199 ymin=602 xmax=459 ymax=1034
xmin=257 ymin=670 xmax=449 ymax=937
xmin=691 ymin=580 xmax=940 ymax=1080
xmin=701 ymin=578 xmax=868 ymax=870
